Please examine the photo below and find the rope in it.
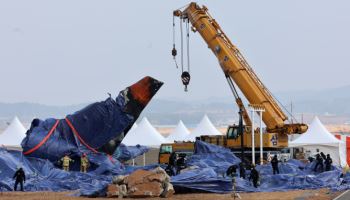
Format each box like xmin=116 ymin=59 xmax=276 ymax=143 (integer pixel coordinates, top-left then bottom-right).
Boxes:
xmin=23 ymin=119 xmax=60 ymax=155
xmin=172 ymin=15 xmax=179 ymax=69
xmin=65 ymin=117 xmax=115 ymax=163
xmin=64 ymin=118 xmax=98 ymax=154
xmin=271 ymin=94 xmax=299 ymax=123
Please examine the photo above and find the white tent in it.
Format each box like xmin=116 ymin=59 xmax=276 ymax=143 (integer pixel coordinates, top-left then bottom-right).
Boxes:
xmin=289 ymin=116 xmax=346 ymax=166
xmin=186 ymin=115 xmax=222 ymax=141
xmin=0 ymin=116 xmax=27 ymax=146
xmin=166 ymin=120 xmax=190 ymax=142
xmin=122 ymin=117 xmax=167 ymax=147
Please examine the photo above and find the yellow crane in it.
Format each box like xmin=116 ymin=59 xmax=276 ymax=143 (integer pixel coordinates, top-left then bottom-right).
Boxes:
xmin=159 ymin=2 xmax=308 ymax=164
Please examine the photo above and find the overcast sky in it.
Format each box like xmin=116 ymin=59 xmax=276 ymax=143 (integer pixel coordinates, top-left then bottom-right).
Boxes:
xmin=0 ymin=0 xmax=349 ymax=105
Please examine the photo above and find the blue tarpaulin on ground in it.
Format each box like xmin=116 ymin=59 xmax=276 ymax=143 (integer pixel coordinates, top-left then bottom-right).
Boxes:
xmin=187 ymin=140 xmax=241 ymax=175
xmin=171 ymin=141 xmax=350 ymax=193
xmin=113 ymin=144 xmax=149 ymax=162
xmin=0 ymin=147 xmax=159 ymax=195
xmin=2 ymin=139 xmax=350 ymax=195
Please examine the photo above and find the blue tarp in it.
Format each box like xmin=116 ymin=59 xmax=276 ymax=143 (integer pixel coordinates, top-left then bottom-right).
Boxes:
xmin=0 ymin=147 xmax=160 ymax=195
xmin=171 ymin=141 xmax=350 ymax=193
xmin=113 ymin=144 xmax=149 ymax=162
xmin=21 ymin=76 xmax=162 ymax=163
xmin=0 ymin=76 xmax=164 ymax=195
xmin=2 ymin=139 xmax=350 ymax=195
xmin=187 ymin=140 xmax=241 ymax=175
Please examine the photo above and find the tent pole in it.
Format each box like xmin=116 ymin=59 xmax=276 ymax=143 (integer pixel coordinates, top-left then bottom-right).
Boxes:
xmin=251 ymin=109 xmax=255 ymax=165
xmin=259 ymin=110 xmax=263 ymax=165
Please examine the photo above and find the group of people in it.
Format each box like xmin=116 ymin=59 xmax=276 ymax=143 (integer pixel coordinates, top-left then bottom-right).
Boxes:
xmin=226 ymin=162 xmax=260 ymax=188
xmin=11 ymin=153 xmax=90 ymax=191
xmin=60 ymin=153 xmax=89 ymax=173
xmin=225 ymin=152 xmax=335 ymax=189
xmin=165 ymin=152 xmax=187 ymax=176
xmin=314 ymin=152 xmax=333 ymax=172
xmin=226 ymin=154 xmax=281 ymax=188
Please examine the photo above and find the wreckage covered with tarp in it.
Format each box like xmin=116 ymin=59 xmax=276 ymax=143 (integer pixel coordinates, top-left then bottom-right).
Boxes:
xmin=171 ymin=140 xmax=240 ymax=193
xmin=21 ymin=76 xmax=162 ymax=164
xmin=2 ymin=140 xmax=350 ymax=195
xmin=0 ymin=147 xmax=159 ymax=195
xmin=172 ymin=141 xmax=350 ymax=193
xmin=113 ymin=143 xmax=149 ymax=162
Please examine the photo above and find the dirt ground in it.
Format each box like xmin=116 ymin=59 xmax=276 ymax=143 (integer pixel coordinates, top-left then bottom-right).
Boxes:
xmin=0 ymin=188 xmax=342 ymax=200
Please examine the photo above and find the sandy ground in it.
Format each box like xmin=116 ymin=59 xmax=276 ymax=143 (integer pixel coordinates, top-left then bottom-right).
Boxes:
xmin=0 ymin=189 xmax=342 ymax=200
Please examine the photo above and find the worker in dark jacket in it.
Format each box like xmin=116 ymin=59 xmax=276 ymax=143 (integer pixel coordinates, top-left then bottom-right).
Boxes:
xmin=169 ymin=152 xmax=177 ymax=167
xmin=271 ymin=155 xmax=280 ymax=174
xmin=168 ymin=152 xmax=178 ymax=175
xmin=249 ymin=165 xmax=259 ymax=188
xmin=325 ymin=154 xmax=333 ymax=171
xmin=176 ymin=154 xmax=187 ymax=175
xmin=13 ymin=167 xmax=26 ymax=191
xmin=314 ymin=153 xmax=324 ymax=172
xmin=226 ymin=164 xmax=237 ymax=177
xmin=239 ymin=162 xmax=246 ymax=179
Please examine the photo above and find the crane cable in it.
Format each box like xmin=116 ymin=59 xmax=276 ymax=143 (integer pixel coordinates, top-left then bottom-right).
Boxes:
xmin=180 ymin=17 xmax=184 ymax=73
xmin=271 ymin=93 xmax=299 ymax=123
xmin=180 ymin=18 xmax=191 ymax=92
xmin=172 ymin=15 xmax=179 ymax=68
xmin=172 ymin=14 xmax=191 ymax=91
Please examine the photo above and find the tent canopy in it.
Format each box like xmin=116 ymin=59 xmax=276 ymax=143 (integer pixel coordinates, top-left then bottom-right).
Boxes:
xmin=289 ymin=116 xmax=343 ymax=147
xmin=289 ymin=116 xmax=346 ymax=166
xmin=0 ymin=116 xmax=27 ymax=146
xmin=121 ymin=117 xmax=167 ymax=147
xmin=186 ymin=115 xmax=222 ymax=141
xmin=166 ymin=120 xmax=190 ymax=142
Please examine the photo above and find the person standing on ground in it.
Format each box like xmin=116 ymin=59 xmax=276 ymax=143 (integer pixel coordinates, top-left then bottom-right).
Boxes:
xmin=271 ymin=155 xmax=280 ymax=174
xmin=168 ymin=152 xmax=178 ymax=175
xmin=239 ymin=162 xmax=246 ymax=179
xmin=314 ymin=153 xmax=324 ymax=172
xmin=325 ymin=154 xmax=333 ymax=171
xmin=13 ymin=167 xmax=25 ymax=191
xmin=249 ymin=164 xmax=260 ymax=188
xmin=61 ymin=154 xmax=73 ymax=171
xmin=80 ymin=153 xmax=89 ymax=173
xmin=176 ymin=154 xmax=187 ymax=175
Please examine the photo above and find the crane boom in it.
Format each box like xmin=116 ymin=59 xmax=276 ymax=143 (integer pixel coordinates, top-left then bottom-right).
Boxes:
xmin=174 ymin=3 xmax=307 ymax=134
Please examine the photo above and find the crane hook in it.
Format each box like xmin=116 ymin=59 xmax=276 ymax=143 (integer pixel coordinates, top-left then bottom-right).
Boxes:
xmin=181 ymin=71 xmax=191 ymax=92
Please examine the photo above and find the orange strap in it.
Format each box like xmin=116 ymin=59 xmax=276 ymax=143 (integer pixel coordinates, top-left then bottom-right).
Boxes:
xmin=23 ymin=119 xmax=60 ymax=155
xmin=23 ymin=117 xmax=115 ymax=163
xmin=64 ymin=118 xmax=98 ymax=154
xmin=65 ymin=118 xmax=115 ymax=162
